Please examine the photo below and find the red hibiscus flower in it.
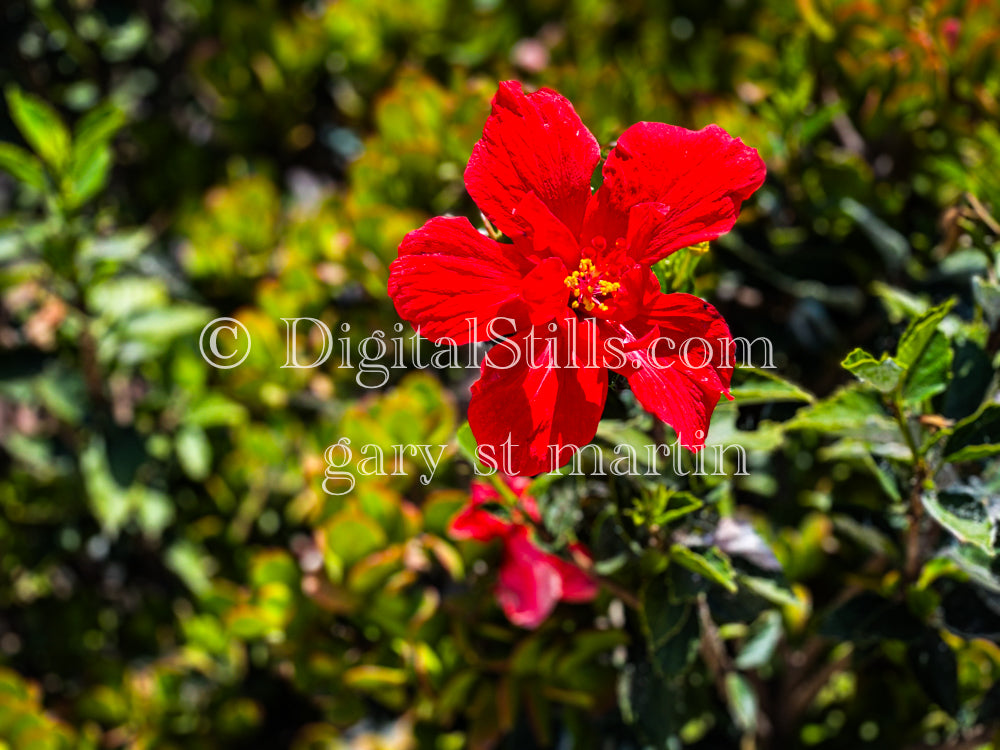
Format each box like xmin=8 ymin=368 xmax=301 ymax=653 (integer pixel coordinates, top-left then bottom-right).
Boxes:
xmin=388 ymin=81 xmax=766 ymax=476
xmin=449 ymin=477 xmax=597 ymax=629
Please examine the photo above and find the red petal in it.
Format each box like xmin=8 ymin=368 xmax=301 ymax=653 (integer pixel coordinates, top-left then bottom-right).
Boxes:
xmin=448 ymin=501 xmax=510 ymax=542
xmin=496 ymin=527 xmax=562 ymax=628
xmin=470 ymin=481 xmax=502 ymax=506
xmin=510 ymin=191 xmax=582 ymax=269
xmin=465 ymin=81 xmax=600 ymax=239
xmin=550 ymin=546 xmax=599 ymax=603
xmin=505 ymin=475 xmax=533 ymax=498
xmin=519 ymin=255 xmax=571 ymax=327
xmin=468 ymin=318 xmax=608 ymax=476
xmin=616 ymin=293 xmax=734 ymax=450
xmin=388 ymin=216 xmax=529 ymax=344
xmin=469 ymin=476 xmax=542 ymax=525
xmin=584 ymin=123 xmax=765 ymax=265
xmin=639 ymin=292 xmax=735 ymax=393
xmin=517 ymin=493 xmax=542 ymax=525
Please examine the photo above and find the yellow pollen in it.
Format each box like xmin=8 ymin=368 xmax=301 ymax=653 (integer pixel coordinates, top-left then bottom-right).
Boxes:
xmin=562 ymin=255 xmax=621 ymax=313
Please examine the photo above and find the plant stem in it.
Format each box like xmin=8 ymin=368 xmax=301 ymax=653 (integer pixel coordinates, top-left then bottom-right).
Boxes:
xmin=893 ymin=397 xmax=928 ymax=582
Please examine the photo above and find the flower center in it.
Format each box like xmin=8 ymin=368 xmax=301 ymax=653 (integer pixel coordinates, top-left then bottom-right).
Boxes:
xmin=563 ymin=243 xmax=622 ymax=313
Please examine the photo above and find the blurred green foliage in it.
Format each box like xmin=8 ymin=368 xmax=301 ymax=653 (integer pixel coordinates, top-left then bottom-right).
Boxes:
xmin=1 ymin=0 xmax=1000 ymax=748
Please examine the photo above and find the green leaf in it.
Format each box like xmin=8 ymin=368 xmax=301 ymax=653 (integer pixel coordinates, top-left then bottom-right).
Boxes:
xmin=786 ymin=385 xmax=892 ymax=434
xmin=724 ymin=672 xmax=759 ymax=733
xmin=185 ymin=393 xmax=248 ymax=427
xmin=656 ymin=490 xmax=703 ymax=526
xmin=64 ymin=144 xmax=112 ymax=208
xmin=628 ymin=486 xmax=703 ymax=528
xmin=921 ymin=489 xmax=997 ymax=555
xmin=871 ymin=281 xmax=928 ymax=323
xmin=618 ymin=661 xmax=687 ymax=745
xmin=87 ymin=276 xmax=168 ymax=320
xmin=77 ymin=227 xmax=154 ymax=268
xmin=947 ymin=544 xmax=1000 ymax=593
xmin=833 ymin=514 xmax=900 ymax=559
xmin=5 ymin=86 xmax=71 ymax=171
xmin=322 ymin=509 xmax=387 ymax=571
xmin=176 ymin=425 xmax=211 ymax=481
xmin=525 ymin=462 xmax=573 ymax=498
xmin=896 ymin=300 xmax=953 ymax=366
xmin=343 ymin=665 xmax=409 ymax=690
xmin=456 ymin=421 xmax=487 ymax=473
xmin=738 ymin=574 xmax=800 ymax=609
xmin=901 ymin=330 xmax=952 ymax=404
xmin=0 ymin=142 xmax=48 ymax=191
xmin=973 ymin=276 xmax=1000 ymax=326
xmin=670 ymin=545 xmax=738 ymax=593
xmin=35 ymin=364 xmax=86 ymax=424
xmin=640 ymin=575 xmax=700 ymax=678
xmin=80 ymin=438 xmax=130 ymax=536
xmin=944 ymin=405 xmax=1000 ymax=463
xmin=596 ymin=418 xmax=662 ymax=468
xmin=841 ymin=348 xmax=904 ymax=392
xmin=134 ymin=486 xmax=174 ymax=538
xmin=943 ymin=339 xmax=994 ymax=422
xmin=730 ymin=368 xmax=814 ymax=404
xmin=821 ymin=440 xmax=903 ymax=500
xmin=123 ymin=305 xmax=210 ymax=346
xmin=73 ymin=102 xmax=126 ymax=154
xmin=734 ymin=610 xmax=782 ymax=670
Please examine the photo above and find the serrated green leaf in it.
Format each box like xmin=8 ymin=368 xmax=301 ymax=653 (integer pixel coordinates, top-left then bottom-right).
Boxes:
xmin=841 ymin=348 xmax=904 ymax=392
xmin=921 ymin=489 xmax=997 ymax=555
